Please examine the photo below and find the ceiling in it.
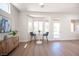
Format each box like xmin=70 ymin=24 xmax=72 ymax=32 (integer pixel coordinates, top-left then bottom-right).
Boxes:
xmin=12 ymin=3 xmax=79 ymax=13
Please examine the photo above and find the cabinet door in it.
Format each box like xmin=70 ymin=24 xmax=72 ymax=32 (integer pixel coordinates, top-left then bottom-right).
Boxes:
xmin=0 ymin=43 xmax=2 ymax=55
xmin=12 ymin=37 xmax=19 ymax=47
xmin=7 ymin=38 xmax=14 ymax=53
xmin=1 ymin=40 xmax=8 ymax=55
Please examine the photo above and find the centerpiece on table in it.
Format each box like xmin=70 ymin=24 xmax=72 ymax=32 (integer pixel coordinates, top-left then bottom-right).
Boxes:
xmin=36 ymin=30 xmax=42 ymax=44
xmin=38 ymin=30 xmax=41 ymax=34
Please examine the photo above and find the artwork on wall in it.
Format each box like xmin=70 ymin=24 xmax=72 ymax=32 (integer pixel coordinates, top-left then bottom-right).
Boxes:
xmin=0 ymin=15 xmax=11 ymax=33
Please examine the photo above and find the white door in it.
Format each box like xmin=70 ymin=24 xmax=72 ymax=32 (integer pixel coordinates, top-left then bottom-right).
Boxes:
xmin=53 ymin=22 xmax=60 ymax=38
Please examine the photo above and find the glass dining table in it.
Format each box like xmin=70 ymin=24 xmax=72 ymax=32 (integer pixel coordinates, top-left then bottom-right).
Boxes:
xmin=35 ymin=32 xmax=43 ymax=44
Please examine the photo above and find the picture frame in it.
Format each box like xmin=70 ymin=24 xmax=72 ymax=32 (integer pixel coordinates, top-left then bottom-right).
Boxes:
xmin=0 ymin=15 xmax=11 ymax=33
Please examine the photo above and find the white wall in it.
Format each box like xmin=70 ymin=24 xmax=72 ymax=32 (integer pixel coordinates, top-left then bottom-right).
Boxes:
xmin=10 ymin=4 xmax=19 ymax=31
xmin=0 ymin=4 xmax=19 ymax=41
xmin=18 ymin=12 xmax=29 ymax=42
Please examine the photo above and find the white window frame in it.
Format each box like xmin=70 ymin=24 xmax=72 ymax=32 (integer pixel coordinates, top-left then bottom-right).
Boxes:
xmin=28 ymin=20 xmax=49 ymax=33
xmin=0 ymin=3 xmax=10 ymax=13
xmin=71 ymin=22 xmax=75 ymax=32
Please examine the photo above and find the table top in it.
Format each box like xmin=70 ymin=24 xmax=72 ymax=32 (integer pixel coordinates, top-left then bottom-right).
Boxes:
xmin=36 ymin=40 xmax=42 ymax=44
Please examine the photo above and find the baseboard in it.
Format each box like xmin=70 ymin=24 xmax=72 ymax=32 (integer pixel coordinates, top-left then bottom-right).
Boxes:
xmin=48 ymin=39 xmax=79 ymax=42
xmin=19 ymin=39 xmax=31 ymax=42
xmin=19 ymin=38 xmax=79 ymax=43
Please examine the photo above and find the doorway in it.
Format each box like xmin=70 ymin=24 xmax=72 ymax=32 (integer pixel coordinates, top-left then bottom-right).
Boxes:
xmin=53 ymin=22 xmax=60 ymax=38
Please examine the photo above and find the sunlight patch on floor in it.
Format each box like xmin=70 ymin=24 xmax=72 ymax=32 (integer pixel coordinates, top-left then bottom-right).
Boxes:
xmin=24 ymin=43 xmax=28 ymax=48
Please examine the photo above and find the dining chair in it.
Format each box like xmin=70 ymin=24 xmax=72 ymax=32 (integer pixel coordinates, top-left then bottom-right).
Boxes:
xmin=30 ymin=32 xmax=36 ymax=42
xmin=42 ymin=32 xmax=49 ymax=42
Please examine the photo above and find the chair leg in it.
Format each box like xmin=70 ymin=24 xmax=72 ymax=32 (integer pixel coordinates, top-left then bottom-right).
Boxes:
xmin=46 ymin=36 xmax=48 ymax=42
xmin=42 ymin=36 xmax=44 ymax=42
xmin=34 ymin=36 xmax=36 ymax=42
xmin=30 ymin=36 xmax=32 ymax=42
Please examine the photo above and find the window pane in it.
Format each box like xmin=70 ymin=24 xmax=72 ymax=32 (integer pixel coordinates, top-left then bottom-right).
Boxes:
xmin=0 ymin=3 xmax=10 ymax=13
xmin=28 ymin=21 xmax=32 ymax=32
xmin=71 ymin=22 xmax=74 ymax=32
xmin=39 ymin=21 xmax=43 ymax=33
xmin=44 ymin=22 xmax=49 ymax=32
xmin=34 ymin=21 xmax=38 ymax=33
xmin=53 ymin=22 xmax=60 ymax=38
xmin=75 ymin=23 xmax=79 ymax=32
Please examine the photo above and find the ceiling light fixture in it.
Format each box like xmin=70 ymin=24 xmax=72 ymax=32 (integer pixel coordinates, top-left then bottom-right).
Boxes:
xmin=39 ymin=3 xmax=44 ymax=8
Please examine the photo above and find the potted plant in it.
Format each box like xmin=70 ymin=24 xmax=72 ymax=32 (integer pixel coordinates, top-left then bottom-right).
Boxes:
xmin=9 ymin=30 xmax=17 ymax=36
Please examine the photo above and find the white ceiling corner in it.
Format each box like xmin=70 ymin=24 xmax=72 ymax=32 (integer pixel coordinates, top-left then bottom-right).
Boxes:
xmin=12 ymin=3 xmax=79 ymax=13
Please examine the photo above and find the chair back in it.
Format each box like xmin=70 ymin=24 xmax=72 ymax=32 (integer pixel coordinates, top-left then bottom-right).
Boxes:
xmin=46 ymin=32 xmax=49 ymax=36
xmin=30 ymin=32 xmax=36 ymax=36
xmin=30 ymin=32 xmax=34 ymax=36
xmin=43 ymin=32 xmax=49 ymax=36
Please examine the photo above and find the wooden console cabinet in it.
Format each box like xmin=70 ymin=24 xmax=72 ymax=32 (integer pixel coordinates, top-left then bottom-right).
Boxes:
xmin=0 ymin=36 xmax=19 ymax=55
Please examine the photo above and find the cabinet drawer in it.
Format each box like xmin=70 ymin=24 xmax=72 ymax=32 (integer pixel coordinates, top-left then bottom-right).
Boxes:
xmin=1 ymin=40 xmax=8 ymax=55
